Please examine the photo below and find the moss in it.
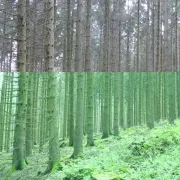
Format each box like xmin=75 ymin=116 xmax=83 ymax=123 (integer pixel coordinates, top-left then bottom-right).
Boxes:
xmin=25 ymin=158 xmax=29 ymax=165
xmin=70 ymin=152 xmax=84 ymax=159
xmin=51 ymin=160 xmax=63 ymax=173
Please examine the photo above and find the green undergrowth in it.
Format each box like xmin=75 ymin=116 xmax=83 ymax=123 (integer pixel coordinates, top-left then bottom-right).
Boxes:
xmin=1 ymin=120 xmax=180 ymax=180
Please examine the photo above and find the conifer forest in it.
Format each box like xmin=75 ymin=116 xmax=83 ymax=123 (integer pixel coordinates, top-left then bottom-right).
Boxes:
xmin=0 ymin=72 xmax=180 ymax=179
xmin=0 ymin=0 xmax=180 ymax=180
xmin=0 ymin=0 xmax=179 ymax=71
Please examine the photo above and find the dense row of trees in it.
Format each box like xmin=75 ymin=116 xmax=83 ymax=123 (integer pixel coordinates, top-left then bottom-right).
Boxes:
xmin=0 ymin=72 xmax=179 ymax=173
xmin=0 ymin=0 xmax=179 ymax=71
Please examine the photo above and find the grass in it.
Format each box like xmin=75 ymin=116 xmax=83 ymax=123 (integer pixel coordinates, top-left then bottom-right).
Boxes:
xmin=1 ymin=120 xmax=180 ymax=180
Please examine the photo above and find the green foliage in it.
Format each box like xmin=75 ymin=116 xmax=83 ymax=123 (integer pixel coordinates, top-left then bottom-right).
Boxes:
xmin=63 ymin=168 xmax=94 ymax=180
xmin=51 ymin=160 xmax=63 ymax=173
xmin=2 ymin=120 xmax=180 ymax=179
xmin=5 ymin=166 xmax=16 ymax=180
xmin=92 ymin=172 xmax=121 ymax=180
xmin=129 ymin=122 xmax=180 ymax=158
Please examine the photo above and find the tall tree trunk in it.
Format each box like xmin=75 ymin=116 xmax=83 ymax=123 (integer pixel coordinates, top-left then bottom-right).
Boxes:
xmin=137 ymin=0 xmax=140 ymax=71
xmin=102 ymin=0 xmax=110 ymax=72
xmin=69 ymin=73 xmax=74 ymax=146
xmin=155 ymin=0 xmax=161 ymax=71
xmin=146 ymin=0 xmax=150 ymax=71
xmin=46 ymin=73 xmax=60 ymax=172
xmin=30 ymin=1 xmax=37 ymax=71
xmin=86 ymin=73 xmax=94 ymax=146
xmin=26 ymin=0 xmax=31 ymax=72
xmin=102 ymin=73 xmax=109 ymax=138
xmin=111 ymin=0 xmax=118 ymax=72
xmin=85 ymin=0 xmax=92 ymax=71
xmin=72 ymin=73 xmax=84 ymax=157
xmin=113 ymin=73 xmax=119 ymax=136
xmin=75 ymin=0 xmax=83 ymax=71
xmin=175 ymin=0 xmax=178 ymax=72
xmin=44 ymin=0 xmax=60 ymax=173
xmin=126 ymin=2 xmax=130 ymax=71
xmin=45 ymin=0 xmax=55 ymax=72
xmin=12 ymin=73 xmax=28 ymax=170
xmin=164 ymin=0 xmax=169 ymax=71
xmin=67 ymin=0 xmax=71 ymax=71
xmin=152 ymin=1 xmax=155 ymax=71
xmin=26 ymin=74 xmax=33 ymax=156
xmin=17 ymin=0 xmax=26 ymax=71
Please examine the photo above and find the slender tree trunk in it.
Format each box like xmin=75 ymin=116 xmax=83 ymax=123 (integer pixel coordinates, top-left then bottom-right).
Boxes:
xmin=67 ymin=0 xmax=71 ymax=71
xmin=175 ymin=0 xmax=178 ymax=72
xmin=86 ymin=73 xmax=94 ymax=146
xmin=137 ymin=0 xmax=140 ymax=71
xmin=1 ymin=0 xmax=7 ymax=71
xmin=103 ymin=0 xmax=110 ymax=72
xmin=85 ymin=0 xmax=92 ymax=71
xmin=102 ymin=73 xmax=109 ymax=138
xmin=69 ymin=73 xmax=74 ymax=146
xmin=164 ymin=0 xmax=169 ymax=71
xmin=75 ymin=0 xmax=83 ymax=71
xmin=63 ymin=73 xmax=69 ymax=139
xmin=126 ymin=2 xmax=130 ymax=72
xmin=155 ymin=0 xmax=161 ymax=71
xmin=152 ymin=1 xmax=155 ymax=71
xmin=45 ymin=0 xmax=55 ymax=72
xmin=113 ymin=73 xmax=119 ymax=136
xmin=17 ymin=0 xmax=26 ymax=71
xmin=30 ymin=1 xmax=37 ymax=71
xmin=146 ymin=0 xmax=150 ymax=71
xmin=26 ymin=0 xmax=31 ymax=72
xmin=26 ymin=74 xmax=33 ymax=156
xmin=72 ymin=73 xmax=84 ymax=157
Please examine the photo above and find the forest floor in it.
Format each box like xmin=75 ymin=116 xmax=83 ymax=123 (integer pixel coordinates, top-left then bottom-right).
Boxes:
xmin=1 ymin=120 xmax=180 ymax=180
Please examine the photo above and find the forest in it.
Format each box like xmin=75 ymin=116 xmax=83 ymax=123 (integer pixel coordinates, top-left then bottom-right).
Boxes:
xmin=0 ymin=0 xmax=179 ymax=72
xmin=0 ymin=72 xmax=180 ymax=179
xmin=0 ymin=0 xmax=180 ymax=179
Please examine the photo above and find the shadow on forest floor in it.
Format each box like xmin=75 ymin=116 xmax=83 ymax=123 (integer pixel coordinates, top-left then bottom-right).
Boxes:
xmin=1 ymin=120 xmax=180 ymax=180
